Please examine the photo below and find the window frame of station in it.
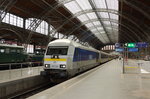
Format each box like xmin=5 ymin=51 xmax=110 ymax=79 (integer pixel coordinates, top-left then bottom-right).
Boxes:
xmin=2 ymin=13 xmax=23 ymax=28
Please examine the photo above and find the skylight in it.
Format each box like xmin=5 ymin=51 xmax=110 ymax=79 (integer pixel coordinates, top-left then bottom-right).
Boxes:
xmin=60 ymin=0 xmax=119 ymax=43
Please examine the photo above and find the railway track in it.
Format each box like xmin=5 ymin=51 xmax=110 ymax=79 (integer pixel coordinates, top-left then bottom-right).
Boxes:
xmin=9 ymin=82 xmax=54 ymax=99
xmin=7 ymin=61 xmax=110 ymax=99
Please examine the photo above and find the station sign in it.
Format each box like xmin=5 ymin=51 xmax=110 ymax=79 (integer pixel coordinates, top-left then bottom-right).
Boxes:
xmin=136 ymin=42 xmax=148 ymax=48
xmin=128 ymin=48 xmax=138 ymax=52
xmin=115 ymin=48 xmax=124 ymax=52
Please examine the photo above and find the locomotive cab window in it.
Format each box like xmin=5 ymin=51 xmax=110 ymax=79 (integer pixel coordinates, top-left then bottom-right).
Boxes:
xmin=46 ymin=46 xmax=68 ymax=55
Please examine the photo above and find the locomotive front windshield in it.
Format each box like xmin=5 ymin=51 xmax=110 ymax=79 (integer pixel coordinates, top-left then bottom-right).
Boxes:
xmin=46 ymin=46 xmax=68 ymax=55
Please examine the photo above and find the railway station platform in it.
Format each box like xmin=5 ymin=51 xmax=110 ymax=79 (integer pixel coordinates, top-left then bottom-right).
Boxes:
xmin=0 ymin=66 xmax=44 ymax=83
xmin=28 ymin=59 xmax=150 ymax=99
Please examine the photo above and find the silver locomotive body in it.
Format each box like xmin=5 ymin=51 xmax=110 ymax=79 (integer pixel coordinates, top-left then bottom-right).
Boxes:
xmin=43 ymin=39 xmax=111 ymax=78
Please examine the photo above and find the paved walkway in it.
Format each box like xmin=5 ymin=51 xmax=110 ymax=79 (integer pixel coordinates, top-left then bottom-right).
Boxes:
xmin=28 ymin=60 xmax=150 ymax=99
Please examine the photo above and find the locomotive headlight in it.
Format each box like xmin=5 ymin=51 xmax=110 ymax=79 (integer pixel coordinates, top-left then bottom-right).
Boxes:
xmin=45 ymin=64 xmax=50 ymax=68
xmin=60 ymin=64 xmax=66 ymax=68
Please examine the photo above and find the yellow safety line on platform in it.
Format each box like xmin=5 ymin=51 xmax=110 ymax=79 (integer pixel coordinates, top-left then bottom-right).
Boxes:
xmin=44 ymin=58 xmax=67 ymax=61
xmin=125 ymin=66 xmax=139 ymax=68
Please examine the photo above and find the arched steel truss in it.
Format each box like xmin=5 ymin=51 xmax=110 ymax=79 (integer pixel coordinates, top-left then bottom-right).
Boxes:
xmin=21 ymin=0 xmax=102 ymax=46
xmin=63 ymin=18 xmax=142 ymax=44
xmin=74 ymin=20 xmax=141 ymax=44
xmin=81 ymin=26 xmax=136 ymax=43
xmin=29 ymin=0 xmax=149 ymax=45
xmin=42 ymin=0 xmax=149 ymax=44
xmin=52 ymin=9 xmax=148 ymax=40
xmin=1 ymin=0 xmax=149 ymax=47
xmin=79 ymin=24 xmax=137 ymax=43
xmin=63 ymin=17 xmax=143 ymax=42
xmin=29 ymin=0 xmax=150 ymax=46
xmin=57 ymin=0 xmax=150 ymax=20
xmin=0 ymin=28 xmax=23 ymax=42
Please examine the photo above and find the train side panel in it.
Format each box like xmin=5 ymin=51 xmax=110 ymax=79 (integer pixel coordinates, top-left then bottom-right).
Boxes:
xmin=72 ymin=48 xmax=100 ymax=75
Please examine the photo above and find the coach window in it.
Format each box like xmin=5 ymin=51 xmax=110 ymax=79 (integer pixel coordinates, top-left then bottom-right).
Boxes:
xmin=5 ymin=48 xmax=10 ymax=54
xmin=20 ymin=49 xmax=23 ymax=53
xmin=17 ymin=49 xmax=20 ymax=53
xmin=11 ymin=49 xmax=16 ymax=53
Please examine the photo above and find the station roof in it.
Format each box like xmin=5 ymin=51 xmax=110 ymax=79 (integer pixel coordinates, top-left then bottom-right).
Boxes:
xmin=0 ymin=0 xmax=149 ymax=49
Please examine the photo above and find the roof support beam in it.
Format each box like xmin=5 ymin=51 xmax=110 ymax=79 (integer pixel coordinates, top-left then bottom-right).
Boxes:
xmin=58 ymin=0 xmax=150 ymax=20
xmin=80 ymin=28 xmax=133 ymax=44
xmin=66 ymin=18 xmax=143 ymax=42
xmin=0 ymin=0 xmax=17 ymax=24
xmin=0 ymin=28 xmax=23 ymax=42
xmin=67 ymin=0 xmax=108 ymax=43
xmin=29 ymin=0 xmax=149 ymax=44
xmin=119 ymin=0 xmax=123 ymax=43
xmin=55 ymin=9 xmax=148 ymax=41
xmin=88 ymin=0 xmax=111 ymax=43
xmin=120 ymin=0 xmax=150 ymax=20
xmin=71 ymin=19 xmax=143 ymax=42
xmin=40 ymin=0 xmax=104 ymax=45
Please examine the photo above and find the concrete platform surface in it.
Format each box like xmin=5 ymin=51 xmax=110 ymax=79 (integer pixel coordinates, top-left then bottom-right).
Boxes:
xmin=28 ymin=60 xmax=150 ymax=99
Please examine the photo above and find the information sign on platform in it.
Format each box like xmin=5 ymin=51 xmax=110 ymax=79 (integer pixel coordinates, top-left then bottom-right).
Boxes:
xmin=115 ymin=48 xmax=124 ymax=52
xmin=136 ymin=42 xmax=148 ymax=48
xmin=128 ymin=48 xmax=138 ymax=52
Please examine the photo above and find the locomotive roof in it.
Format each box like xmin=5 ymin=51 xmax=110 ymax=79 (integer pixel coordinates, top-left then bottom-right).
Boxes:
xmin=0 ymin=44 xmax=24 ymax=49
xmin=48 ymin=39 xmax=99 ymax=52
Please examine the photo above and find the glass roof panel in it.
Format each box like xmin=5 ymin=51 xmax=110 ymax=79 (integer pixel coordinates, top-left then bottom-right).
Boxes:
xmin=91 ymin=29 xmax=98 ymax=32
xmin=95 ymin=34 xmax=109 ymax=43
xmin=106 ymin=27 xmax=112 ymax=30
xmin=100 ymin=31 xmax=106 ymax=34
xmin=94 ymin=34 xmax=105 ymax=41
xmin=109 ymin=13 xmax=118 ymax=20
xmin=98 ymin=12 xmax=109 ymax=18
xmin=76 ymin=0 xmax=92 ymax=10
xmin=77 ymin=14 xmax=89 ymax=22
xmin=97 ymin=27 xmax=103 ymax=30
xmin=93 ymin=21 xmax=101 ymax=26
xmin=106 ymin=0 xmax=118 ymax=10
xmin=97 ymin=27 xmax=104 ymax=31
xmin=112 ymin=23 xmax=118 ymax=26
xmin=103 ymin=21 xmax=111 ymax=25
xmin=85 ymin=23 xmax=94 ymax=27
xmin=64 ymin=1 xmax=81 ymax=14
xmin=93 ymin=0 xmax=106 ymax=8
xmin=86 ymin=12 xmax=97 ymax=19
xmin=61 ymin=0 xmax=119 ymax=44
